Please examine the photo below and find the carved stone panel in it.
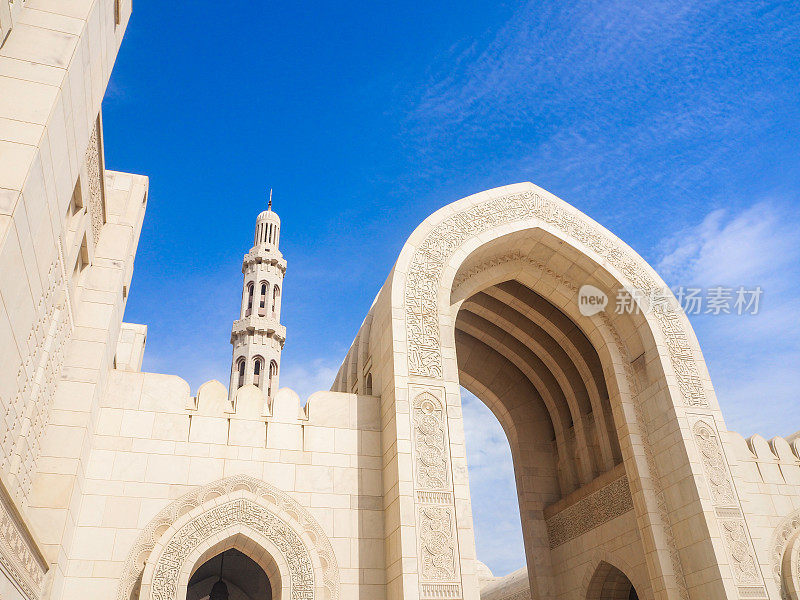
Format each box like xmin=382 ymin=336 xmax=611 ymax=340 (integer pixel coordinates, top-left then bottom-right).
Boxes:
xmin=412 ymin=391 xmax=449 ymax=491
xmin=0 ymin=484 xmax=47 ymax=599
xmin=693 ymin=421 xmax=767 ymax=597
xmin=84 ymin=120 xmax=106 ymax=245
xmin=695 ymin=422 xmax=736 ymax=507
xmin=546 ymin=475 xmax=634 ymax=548
xmin=419 ymin=505 xmax=457 ymax=582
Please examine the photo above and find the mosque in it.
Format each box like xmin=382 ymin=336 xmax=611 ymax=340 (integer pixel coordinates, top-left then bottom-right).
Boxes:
xmin=0 ymin=2 xmax=799 ymax=600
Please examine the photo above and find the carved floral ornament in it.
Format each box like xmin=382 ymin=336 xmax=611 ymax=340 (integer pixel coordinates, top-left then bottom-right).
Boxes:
xmin=692 ymin=421 xmax=766 ymax=596
xmin=771 ymin=510 xmax=800 ymax=600
xmin=419 ymin=505 xmax=457 ymax=582
xmin=412 ymin=392 xmax=449 ymax=491
xmin=116 ymin=475 xmax=339 ymax=600
xmin=401 ymin=188 xmax=708 ymax=408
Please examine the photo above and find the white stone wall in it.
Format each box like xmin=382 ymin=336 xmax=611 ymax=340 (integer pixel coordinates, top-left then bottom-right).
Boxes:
xmin=726 ymin=432 xmax=800 ymax=599
xmin=64 ymin=375 xmax=386 ymax=599
xmin=115 ymin=322 xmax=146 ymax=372
xmin=0 ymin=0 xmax=139 ymax=596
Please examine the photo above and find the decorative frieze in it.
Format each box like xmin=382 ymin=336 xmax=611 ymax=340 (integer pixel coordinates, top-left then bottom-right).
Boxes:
xmin=0 ymin=479 xmax=48 ymax=599
xmin=417 ymin=491 xmax=453 ymax=504
xmin=545 ymin=475 xmax=633 ymax=548
xmin=83 ymin=120 xmax=105 ymax=245
xmin=420 ymin=583 xmax=462 ymax=599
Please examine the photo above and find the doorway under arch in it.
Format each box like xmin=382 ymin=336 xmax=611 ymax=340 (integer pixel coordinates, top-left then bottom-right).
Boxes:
xmin=586 ymin=561 xmax=640 ymax=600
xmin=454 ymin=263 xmax=626 ymax=597
xmin=186 ymin=548 xmax=272 ymax=600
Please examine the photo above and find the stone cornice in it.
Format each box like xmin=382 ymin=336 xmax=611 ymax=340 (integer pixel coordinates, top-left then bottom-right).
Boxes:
xmin=242 ymin=249 xmax=287 ymax=273
xmin=230 ymin=317 xmax=286 ymax=344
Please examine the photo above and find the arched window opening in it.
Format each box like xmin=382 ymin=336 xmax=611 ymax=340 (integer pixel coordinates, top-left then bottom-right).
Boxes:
xmin=275 ymin=226 xmax=279 ymax=246
xmin=268 ymin=360 xmax=278 ymax=399
xmin=259 ymin=282 xmax=268 ymax=316
xmin=187 ymin=548 xmax=272 ymax=600
xmin=272 ymin=285 xmax=280 ymax=317
xmin=236 ymin=359 xmax=246 ymax=388
xmin=245 ymin=282 xmax=254 ymax=317
xmin=365 ymin=372 xmax=373 ymax=395
xmin=253 ymin=357 xmax=263 ymax=387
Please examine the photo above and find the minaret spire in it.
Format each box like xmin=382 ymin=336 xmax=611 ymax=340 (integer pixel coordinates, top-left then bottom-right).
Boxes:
xmin=229 ymin=200 xmax=287 ymax=405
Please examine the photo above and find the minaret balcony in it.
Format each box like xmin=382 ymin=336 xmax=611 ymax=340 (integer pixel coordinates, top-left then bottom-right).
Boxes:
xmin=230 ymin=317 xmax=286 ymax=342
xmin=242 ymin=249 xmax=287 ymax=273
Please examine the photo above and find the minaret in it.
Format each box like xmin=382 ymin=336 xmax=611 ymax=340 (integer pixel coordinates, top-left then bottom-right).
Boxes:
xmin=229 ymin=192 xmax=286 ymax=404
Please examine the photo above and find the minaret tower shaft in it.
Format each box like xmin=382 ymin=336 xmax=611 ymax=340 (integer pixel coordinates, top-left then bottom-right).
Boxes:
xmin=229 ymin=194 xmax=286 ymax=404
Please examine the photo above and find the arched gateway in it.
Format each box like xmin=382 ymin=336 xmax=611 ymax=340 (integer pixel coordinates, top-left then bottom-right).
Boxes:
xmin=117 ymin=476 xmax=339 ymax=600
xmin=333 ymin=182 xmax=769 ymax=600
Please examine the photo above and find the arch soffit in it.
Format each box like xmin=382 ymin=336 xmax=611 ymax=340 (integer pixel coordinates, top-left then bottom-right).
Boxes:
xmin=388 ymin=182 xmax=713 ymax=411
xmin=181 ymin=527 xmax=288 ymax=600
xmin=451 ymin=256 xmax=633 ymax=405
xmin=116 ymin=475 xmax=339 ymax=600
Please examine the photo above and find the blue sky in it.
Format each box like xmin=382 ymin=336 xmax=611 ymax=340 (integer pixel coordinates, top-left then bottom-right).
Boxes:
xmin=103 ymin=0 xmax=800 ymax=577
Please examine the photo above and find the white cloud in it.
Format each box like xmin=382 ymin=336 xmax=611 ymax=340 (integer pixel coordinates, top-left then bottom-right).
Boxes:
xmin=279 ymin=358 xmax=341 ymax=403
xmin=656 ymin=200 xmax=800 ymax=436
xmin=657 ymin=202 xmax=799 ymax=289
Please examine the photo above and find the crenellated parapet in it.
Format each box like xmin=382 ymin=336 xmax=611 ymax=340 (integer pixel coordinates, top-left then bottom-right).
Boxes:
xmin=102 ymin=370 xmax=381 ymax=454
xmin=726 ymin=431 xmax=800 ymax=486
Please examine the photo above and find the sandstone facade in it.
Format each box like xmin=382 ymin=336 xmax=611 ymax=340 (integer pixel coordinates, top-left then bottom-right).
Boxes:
xmin=0 ymin=2 xmax=798 ymax=600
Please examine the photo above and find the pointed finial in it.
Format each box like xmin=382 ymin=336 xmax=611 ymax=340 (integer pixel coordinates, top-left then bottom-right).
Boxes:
xmin=268 ymin=188 xmax=273 ymax=210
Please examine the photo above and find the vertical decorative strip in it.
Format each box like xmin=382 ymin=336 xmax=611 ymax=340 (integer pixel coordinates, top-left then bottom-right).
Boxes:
xmin=693 ymin=420 xmax=767 ymax=598
xmin=410 ymin=388 xmax=461 ymax=599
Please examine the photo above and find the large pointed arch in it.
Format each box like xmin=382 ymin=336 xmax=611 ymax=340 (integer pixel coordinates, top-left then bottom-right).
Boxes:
xmin=335 ymin=182 xmax=767 ymax=600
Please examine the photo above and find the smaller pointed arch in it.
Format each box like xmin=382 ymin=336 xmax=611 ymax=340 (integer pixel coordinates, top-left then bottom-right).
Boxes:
xmin=253 ymin=356 xmax=264 ymax=388
xmin=258 ymin=281 xmax=269 ymax=316
xmin=586 ymin=561 xmax=640 ymax=600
